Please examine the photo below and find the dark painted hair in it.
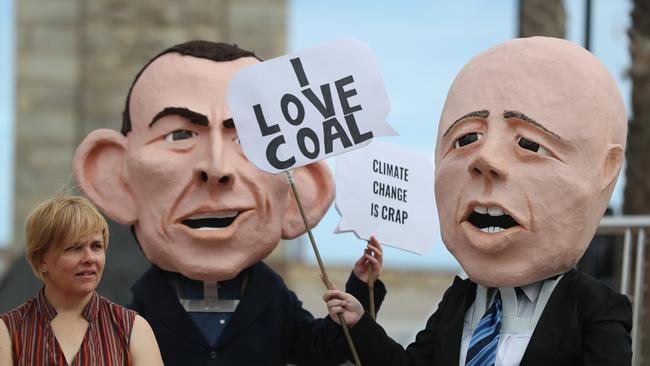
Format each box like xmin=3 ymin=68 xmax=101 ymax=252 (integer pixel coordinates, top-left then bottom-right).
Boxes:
xmin=121 ymin=40 xmax=259 ymax=135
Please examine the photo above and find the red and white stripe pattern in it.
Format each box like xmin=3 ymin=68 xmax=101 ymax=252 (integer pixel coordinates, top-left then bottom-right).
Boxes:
xmin=1 ymin=288 xmax=135 ymax=365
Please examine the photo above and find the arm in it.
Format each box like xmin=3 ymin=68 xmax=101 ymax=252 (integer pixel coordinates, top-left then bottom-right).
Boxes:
xmin=0 ymin=319 xmax=13 ymax=366
xmin=325 ymin=284 xmax=452 ymax=366
xmin=582 ymin=291 xmax=632 ymax=365
xmin=129 ymin=315 xmax=164 ymax=366
xmin=287 ymin=289 xmax=352 ymax=366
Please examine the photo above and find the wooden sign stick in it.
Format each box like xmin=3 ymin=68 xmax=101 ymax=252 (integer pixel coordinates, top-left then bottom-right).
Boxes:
xmin=286 ymin=170 xmax=362 ymax=366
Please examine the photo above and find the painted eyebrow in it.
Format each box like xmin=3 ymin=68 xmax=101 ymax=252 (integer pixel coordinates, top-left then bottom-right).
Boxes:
xmin=503 ymin=110 xmax=561 ymax=140
xmin=149 ymin=107 xmax=209 ymax=128
xmin=223 ymin=118 xmax=235 ymax=129
xmin=442 ymin=110 xmax=489 ymax=137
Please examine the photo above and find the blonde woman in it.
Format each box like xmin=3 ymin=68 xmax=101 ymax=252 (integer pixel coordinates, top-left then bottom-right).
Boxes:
xmin=0 ymin=196 xmax=163 ymax=365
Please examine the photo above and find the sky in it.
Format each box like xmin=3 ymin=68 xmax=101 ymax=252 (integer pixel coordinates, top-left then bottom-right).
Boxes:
xmin=0 ymin=1 xmax=634 ymax=270
xmin=0 ymin=0 xmax=14 ymax=248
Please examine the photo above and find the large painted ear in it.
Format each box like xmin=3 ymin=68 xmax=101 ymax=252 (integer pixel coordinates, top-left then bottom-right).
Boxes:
xmin=74 ymin=129 xmax=137 ymax=225
xmin=601 ymin=143 xmax=625 ymax=190
xmin=281 ymin=161 xmax=335 ymax=239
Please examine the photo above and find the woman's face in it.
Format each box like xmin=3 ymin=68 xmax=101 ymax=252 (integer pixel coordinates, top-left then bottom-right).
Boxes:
xmin=42 ymin=232 xmax=106 ymax=297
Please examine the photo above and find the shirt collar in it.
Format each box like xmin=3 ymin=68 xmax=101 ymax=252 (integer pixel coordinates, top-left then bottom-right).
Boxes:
xmin=36 ymin=287 xmax=100 ymax=322
xmin=81 ymin=291 xmax=100 ymax=322
xmin=166 ymin=271 xmax=243 ymax=300
xmin=518 ymin=281 xmax=543 ymax=303
xmin=36 ymin=287 xmax=57 ymax=321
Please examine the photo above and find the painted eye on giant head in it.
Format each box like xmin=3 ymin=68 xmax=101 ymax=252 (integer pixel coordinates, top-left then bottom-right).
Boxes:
xmin=517 ymin=136 xmax=551 ymax=156
xmin=164 ymin=130 xmax=198 ymax=142
xmin=454 ymin=132 xmax=482 ymax=149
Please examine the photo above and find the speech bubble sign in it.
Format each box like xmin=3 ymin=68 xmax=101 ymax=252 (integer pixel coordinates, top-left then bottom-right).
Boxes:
xmin=228 ymin=39 xmax=397 ymax=174
xmin=335 ymin=140 xmax=437 ymax=254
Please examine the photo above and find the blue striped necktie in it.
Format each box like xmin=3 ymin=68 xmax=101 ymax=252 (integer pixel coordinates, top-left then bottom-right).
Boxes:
xmin=465 ymin=290 xmax=502 ymax=366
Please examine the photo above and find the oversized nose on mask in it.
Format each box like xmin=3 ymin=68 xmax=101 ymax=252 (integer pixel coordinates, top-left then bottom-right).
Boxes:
xmin=199 ymin=171 xmax=230 ymax=184
xmin=468 ymin=140 xmax=509 ymax=180
xmin=196 ymin=135 xmax=235 ymax=186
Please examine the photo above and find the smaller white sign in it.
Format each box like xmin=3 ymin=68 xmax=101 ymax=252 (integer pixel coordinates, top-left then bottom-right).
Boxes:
xmin=335 ymin=140 xmax=437 ymax=254
xmin=228 ymin=39 xmax=397 ymax=174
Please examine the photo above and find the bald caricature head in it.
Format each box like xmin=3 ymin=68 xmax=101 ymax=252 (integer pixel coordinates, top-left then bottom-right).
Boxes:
xmin=74 ymin=41 xmax=334 ymax=281
xmin=434 ymin=37 xmax=627 ymax=287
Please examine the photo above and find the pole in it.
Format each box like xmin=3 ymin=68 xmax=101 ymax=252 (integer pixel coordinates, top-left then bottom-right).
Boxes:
xmin=367 ymin=247 xmax=376 ymax=320
xmin=285 ymin=170 xmax=362 ymax=366
xmin=584 ymin=0 xmax=592 ymax=51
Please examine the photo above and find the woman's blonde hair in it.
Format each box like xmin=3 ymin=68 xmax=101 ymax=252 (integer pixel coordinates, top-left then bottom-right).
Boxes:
xmin=25 ymin=195 xmax=109 ymax=279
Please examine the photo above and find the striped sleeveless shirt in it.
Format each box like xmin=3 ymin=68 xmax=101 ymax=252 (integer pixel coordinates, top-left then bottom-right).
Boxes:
xmin=1 ymin=288 xmax=135 ymax=365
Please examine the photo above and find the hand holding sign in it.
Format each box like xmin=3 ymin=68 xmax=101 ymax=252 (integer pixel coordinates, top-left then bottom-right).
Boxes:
xmin=228 ymin=39 xmax=397 ymax=174
xmin=336 ymin=140 xmax=437 ymax=255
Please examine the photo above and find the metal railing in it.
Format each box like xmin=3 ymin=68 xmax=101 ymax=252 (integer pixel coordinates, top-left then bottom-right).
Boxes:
xmin=595 ymin=216 xmax=650 ymax=366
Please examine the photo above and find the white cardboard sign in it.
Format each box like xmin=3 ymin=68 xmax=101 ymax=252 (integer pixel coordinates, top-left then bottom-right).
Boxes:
xmin=335 ymin=140 xmax=437 ymax=254
xmin=228 ymin=39 xmax=397 ymax=174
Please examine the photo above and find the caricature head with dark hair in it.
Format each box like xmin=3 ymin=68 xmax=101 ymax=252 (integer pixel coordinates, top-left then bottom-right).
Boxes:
xmin=75 ymin=40 xmax=334 ymax=281
xmin=121 ymin=41 xmax=259 ymax=135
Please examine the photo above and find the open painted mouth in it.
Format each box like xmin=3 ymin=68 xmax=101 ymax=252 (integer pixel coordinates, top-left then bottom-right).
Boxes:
xmin=467 ymin=206 xmax=520 ymax=233
xmin=181 ymin=212 xmax=240 ymax=230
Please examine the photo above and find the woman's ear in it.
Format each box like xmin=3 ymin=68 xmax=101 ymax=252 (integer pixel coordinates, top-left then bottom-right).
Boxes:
xmin=281 ymin=161 xmax=335 ymax=239
xmin=74 ymin=129 xmax=137 ymax=225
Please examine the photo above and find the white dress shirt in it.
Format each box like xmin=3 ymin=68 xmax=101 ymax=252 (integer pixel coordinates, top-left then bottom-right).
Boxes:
xmin=458 ymin=275 xmax=563 ymax=366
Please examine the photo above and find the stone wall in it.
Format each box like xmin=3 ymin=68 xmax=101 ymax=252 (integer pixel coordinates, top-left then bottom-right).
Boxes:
xmin=13 ymin=0 xmax=287 ymax=251
xmin=3 ymin=0 xmax=288 ymax=305
xmin=14 ymin=0 xmax=82 ymax=254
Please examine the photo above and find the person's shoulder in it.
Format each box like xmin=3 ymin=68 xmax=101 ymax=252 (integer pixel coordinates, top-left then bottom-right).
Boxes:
xmin=255 ymin=261 xmax=287 ymax=287
xmin=131 ymin=265 xmax=162 ymax=290
xmin=98 ymin=294 xmax=137 ymax=323
xmin=1 ymin=296 xmax=38 ymax=331
xmin=253 ymin=261 xmax=304 ymax=304
xmin=448 ymin=274 xmax=474 ymax=293
xmin=98 ymin=294 xmax=136 ymax=313
xmin=1 ymin=297 xmax=37 ymax=320
xmin=570 ymin=269 xmax=625 ymax=300
xmin=569 ymin=270 xmax=631 ymax=323
xmin=436 ymin=274 xmax=474 ymax=305
xmin=129 ymin=265 xmax=171 ymax=305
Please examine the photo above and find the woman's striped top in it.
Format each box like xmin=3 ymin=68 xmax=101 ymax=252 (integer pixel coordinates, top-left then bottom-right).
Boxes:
xmin=1 ymin=288 xmax=135 ymax=365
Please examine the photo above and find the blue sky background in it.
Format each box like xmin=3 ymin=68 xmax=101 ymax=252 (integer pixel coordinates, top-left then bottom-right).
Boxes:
xmin=0 ymin=1 xmax=633 ymax=271
xmin=0 ymin=0 xmax=14 ymax=248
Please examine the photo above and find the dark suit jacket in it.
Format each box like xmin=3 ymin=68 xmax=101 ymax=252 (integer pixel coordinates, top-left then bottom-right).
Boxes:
xmin=130 ymin=263 xmax=386 ymax=366
xmin=349 ymin=269 xmax=632 ymax=366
